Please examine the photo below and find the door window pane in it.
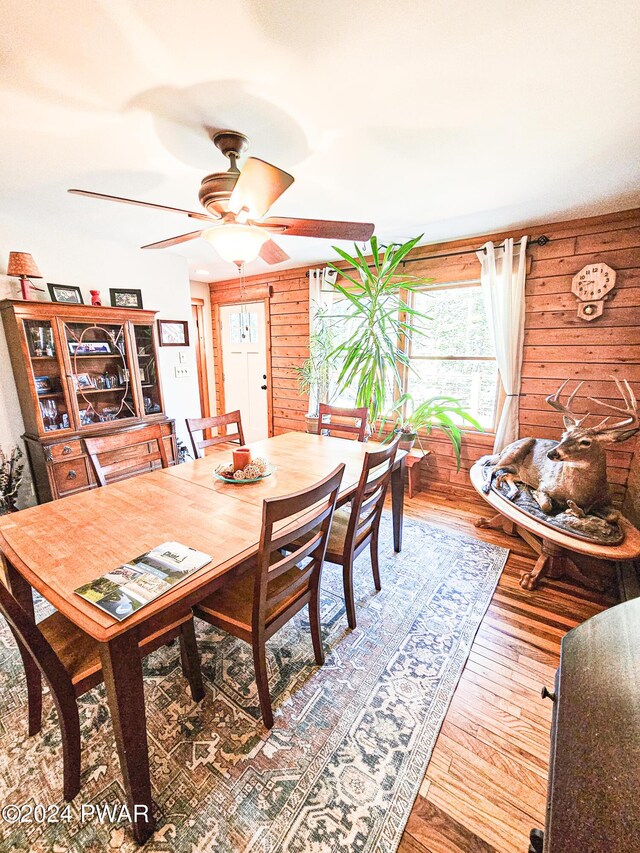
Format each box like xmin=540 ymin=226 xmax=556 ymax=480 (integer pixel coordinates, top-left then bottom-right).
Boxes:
xmin=24 ymin=319 xmax=72 ymax=431
xmin=134 ymin=325 xmax=162 ymax=415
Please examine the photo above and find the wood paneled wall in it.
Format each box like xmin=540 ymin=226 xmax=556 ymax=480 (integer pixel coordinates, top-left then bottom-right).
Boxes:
xmin=209 ymin=207 xmax=640 ymax=508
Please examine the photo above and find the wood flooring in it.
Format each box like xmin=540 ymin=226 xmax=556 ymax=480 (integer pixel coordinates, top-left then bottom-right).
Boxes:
xmin=397 ymin=491 xmax=616 ymax=853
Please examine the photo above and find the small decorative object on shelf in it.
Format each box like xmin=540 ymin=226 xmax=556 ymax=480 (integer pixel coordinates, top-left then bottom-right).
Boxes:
xmin=0 ymin=444 xmax=25 ymax=514
xmin=90 ymin=289 xmax=102 ymax=306
xmin=110 ymin=288 xmax=143 ymax=309
xmin=215 ymin=456 xmax=271 ymax=483
xmin=158 ymin=319 xmax=189 ymax=347
xmin=7 ymin=252 xmax=45 ymax=300
xmin=48 ymin=283 xmax=84 ymax=304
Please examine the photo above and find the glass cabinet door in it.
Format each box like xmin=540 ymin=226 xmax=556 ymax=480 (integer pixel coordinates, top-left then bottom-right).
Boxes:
xmin=24 ymin=319 xmax=72 ymax=433
xmin=63 ymin=321 xmax=137 ymax=426
xmin=133 ymin=324 xmax=163 ymax=416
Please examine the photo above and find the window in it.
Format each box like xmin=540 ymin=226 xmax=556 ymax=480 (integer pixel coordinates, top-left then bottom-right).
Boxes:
xmin=406 ymin=283 xmax=499 ymax=429
xmin=229 ymin=309 xmax=258 ymax=344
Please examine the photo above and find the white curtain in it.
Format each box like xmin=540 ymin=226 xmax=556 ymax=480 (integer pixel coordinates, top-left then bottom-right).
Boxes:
xmin=308 ymin=268 xmax=334 ymax=336
xmin=477 ymin=237 xmax=528 ymax=452
xmin=308 ymin=268 xmax=334 ymax=413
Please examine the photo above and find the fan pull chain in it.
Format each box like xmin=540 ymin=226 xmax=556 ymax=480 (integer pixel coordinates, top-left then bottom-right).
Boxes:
xmin=236 ymin=262 xmax=250 ymax=340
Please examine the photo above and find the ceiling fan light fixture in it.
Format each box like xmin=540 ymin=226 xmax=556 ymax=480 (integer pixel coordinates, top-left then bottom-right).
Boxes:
xmin=202 ymin=224 xmax=269 ymax=265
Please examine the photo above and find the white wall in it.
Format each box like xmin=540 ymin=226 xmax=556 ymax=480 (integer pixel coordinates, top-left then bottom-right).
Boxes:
xmin=0 ymin=212 xmax=201 ymax=507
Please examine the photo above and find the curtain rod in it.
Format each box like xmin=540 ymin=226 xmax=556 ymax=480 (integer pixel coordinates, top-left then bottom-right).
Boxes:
xmin=400 ymin=235 xmax=548 ymax=266
xmin=305 ymin=235 xmax=548 ymax=275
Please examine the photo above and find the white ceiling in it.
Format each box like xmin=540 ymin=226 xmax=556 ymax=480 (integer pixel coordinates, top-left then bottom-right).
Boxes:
xmin=1 ymin=0 xmax=639 ymax=282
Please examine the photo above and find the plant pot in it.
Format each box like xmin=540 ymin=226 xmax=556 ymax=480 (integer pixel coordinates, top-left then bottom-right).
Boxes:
xmin=305 ymin=413 xmax=319 ymax=434
xmin=398 ymin=432 xmax=417 ymax=452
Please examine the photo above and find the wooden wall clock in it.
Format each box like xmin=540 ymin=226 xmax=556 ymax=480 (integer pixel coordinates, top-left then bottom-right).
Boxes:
xmin=571 ymin=263 xmax=616 ymax=321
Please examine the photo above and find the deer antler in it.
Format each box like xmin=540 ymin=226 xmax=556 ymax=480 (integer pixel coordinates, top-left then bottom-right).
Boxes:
xmin=546 ymin=380 xmax=588 ymax=428
xmin=588 ymin=376 xmax=638 ymax=435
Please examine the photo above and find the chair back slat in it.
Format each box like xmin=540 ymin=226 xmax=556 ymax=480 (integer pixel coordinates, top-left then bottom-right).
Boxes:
xmin=84 ymin=424 xmax=169 ymax=487
xmin=186 ymin=411 xmax=245 ymax=458
xmin=316 ymin=404 xmax=368 ymax=442
xmin=253 ymin=464 xmax=345 ymax=630
xmin=344 ymin=438 xmax=400 ymax=556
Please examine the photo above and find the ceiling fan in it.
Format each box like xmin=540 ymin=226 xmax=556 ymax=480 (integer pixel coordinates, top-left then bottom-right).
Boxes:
xmin=68 ymin=130 xmax=375 ymax=266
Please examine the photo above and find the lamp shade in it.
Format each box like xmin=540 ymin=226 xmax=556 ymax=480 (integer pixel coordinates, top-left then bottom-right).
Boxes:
xmin=7 ymin=252 xmax=42 ymax=279
xmin=202 ymin=224 xmax=269 ymax=265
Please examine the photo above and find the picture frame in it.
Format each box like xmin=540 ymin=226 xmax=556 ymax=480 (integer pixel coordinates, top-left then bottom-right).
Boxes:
xmin=68 ymin=341 xmax=112 ymax=355
xmin=110 ymin=288 xmax=144 ymax=309
xmin=34 ymin=375 xmax=52 ymax=394
xmin=157 ymin=319 xmax=189 ymax=347
xmin=73 ymin=372 xmax=95 ymax=390
xmin=48 ymin=283 xmax=84 ymax=304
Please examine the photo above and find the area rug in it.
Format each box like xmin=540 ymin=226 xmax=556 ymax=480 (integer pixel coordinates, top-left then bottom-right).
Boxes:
xmin=0 ymin=516 xmax=508 ymax=852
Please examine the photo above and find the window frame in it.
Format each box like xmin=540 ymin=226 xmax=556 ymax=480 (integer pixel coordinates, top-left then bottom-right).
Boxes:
xmin=397 ymin=279 xmax=501 ymax=434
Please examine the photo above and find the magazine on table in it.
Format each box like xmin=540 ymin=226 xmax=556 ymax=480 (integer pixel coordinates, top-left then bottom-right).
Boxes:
xmin=75 ymin=541 xmax=212 ymax=621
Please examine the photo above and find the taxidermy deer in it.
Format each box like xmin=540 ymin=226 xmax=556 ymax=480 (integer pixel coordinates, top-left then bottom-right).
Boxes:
xmin=484 ymin=377 xmax=638 ymax=521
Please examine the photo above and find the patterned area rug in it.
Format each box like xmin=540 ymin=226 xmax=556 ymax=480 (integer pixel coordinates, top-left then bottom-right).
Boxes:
xmin=0 ymin=516 xmax=507 ymax=852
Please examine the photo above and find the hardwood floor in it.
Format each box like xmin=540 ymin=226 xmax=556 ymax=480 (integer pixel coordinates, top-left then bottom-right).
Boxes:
xmin=397 ymin=490 xmax=616 ymax=853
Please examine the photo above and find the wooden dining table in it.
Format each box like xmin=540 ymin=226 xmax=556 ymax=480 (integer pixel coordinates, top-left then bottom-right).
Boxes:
xmin=0 ymin=432 xmax=406 ymax=843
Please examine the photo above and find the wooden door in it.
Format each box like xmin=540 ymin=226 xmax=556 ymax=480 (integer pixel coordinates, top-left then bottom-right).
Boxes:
xmin=219 ymin=301 xmax=268 ymax=442
xmin=191 ymin=298 xmax=210 ymax=420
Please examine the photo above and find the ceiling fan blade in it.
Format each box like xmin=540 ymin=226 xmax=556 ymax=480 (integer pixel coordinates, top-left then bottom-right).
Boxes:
xmin=258 ymin=216 xmax=374 ymax=242
xmin=68 ymin=189 xmax=216 ymax=222
xmin=140 ymin=230 xmax=204 ymax=250
xmin=259 ymin=239 xmax=290 ymax=265
xmin=229 ymin=158 xmax=294 ymax=219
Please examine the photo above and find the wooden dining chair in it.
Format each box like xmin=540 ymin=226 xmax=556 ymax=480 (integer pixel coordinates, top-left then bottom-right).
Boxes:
xmin=193 ymin=464 xmax=345 ymax=729
xmin=321 ymin=438 xmax=399 ymax=629
xmin=316 ymin=403 xmax=368 ymax=442
xmin=83 ymin=424 xmax=170 ymax=486
xmin=0 ymin=578 xmax=204 ymax=801
xmin=186 ymin=411 xmax=245 ymax=459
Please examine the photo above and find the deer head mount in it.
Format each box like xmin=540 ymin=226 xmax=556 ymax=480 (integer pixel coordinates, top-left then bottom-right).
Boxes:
xmin=546 ymin=377 xmax=639 ymax=461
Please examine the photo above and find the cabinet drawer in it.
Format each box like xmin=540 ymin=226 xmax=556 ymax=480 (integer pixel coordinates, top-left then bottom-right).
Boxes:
xmin=52 ymin=459 xmax=90 ymax=494
xmin=47 ymin=440 xmax=84 ymax=461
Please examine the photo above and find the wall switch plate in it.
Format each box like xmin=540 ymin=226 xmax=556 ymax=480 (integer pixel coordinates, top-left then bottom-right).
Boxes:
xmin=178 ymin=351 xmax=186 ymax=363
xmin=174 ymin=366 xmax=190 ymax=378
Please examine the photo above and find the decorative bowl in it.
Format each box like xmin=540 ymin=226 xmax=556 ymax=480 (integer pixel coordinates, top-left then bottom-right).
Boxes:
xmin=214 ymin=465 xmax=274 ymax=484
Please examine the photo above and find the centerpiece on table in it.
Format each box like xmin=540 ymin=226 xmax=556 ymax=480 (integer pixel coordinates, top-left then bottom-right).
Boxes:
xmin=214 ymin=447 xmax=272 ymax=483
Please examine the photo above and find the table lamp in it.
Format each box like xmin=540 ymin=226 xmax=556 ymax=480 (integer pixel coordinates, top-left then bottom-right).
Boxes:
xmin=7 ymin=252 xmax=45 ymax=300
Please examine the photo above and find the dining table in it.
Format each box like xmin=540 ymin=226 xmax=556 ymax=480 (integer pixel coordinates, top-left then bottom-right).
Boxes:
xmin=0 ymin=431 xmax=406 ymax=843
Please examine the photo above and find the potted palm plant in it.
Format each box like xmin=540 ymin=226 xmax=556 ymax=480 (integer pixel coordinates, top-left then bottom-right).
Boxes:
xmin=328 ymin=236 xmax=432 ymax=428
xmin=381 ymin=393 xmax=483 ymax=469
xmin=296 ymin=304 xmax=336 ymax=433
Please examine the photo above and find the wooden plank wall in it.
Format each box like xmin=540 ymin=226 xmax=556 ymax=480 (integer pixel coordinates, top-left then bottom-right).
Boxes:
xmin=209 ymin=207 xmax=640 ymax=507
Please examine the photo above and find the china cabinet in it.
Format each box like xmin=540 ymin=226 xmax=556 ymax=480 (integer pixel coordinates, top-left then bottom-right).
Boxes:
xmin=0 ymin=299 xmax=176 ymax=502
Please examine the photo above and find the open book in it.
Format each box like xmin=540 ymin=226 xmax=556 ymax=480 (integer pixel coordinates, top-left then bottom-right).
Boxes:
xmin=75 ymin=541 xmax=212 ymax=621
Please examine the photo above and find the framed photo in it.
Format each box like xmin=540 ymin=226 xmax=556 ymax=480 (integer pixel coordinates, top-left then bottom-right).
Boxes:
xmin=158 ymin=319 xmax=189 ymax=347
xmin=48 ymin=283 xmax=84 ymax=304
xmin=110 ymin=288 xmax=143 ymax=309
xmin=34 ymin=375 xmax=52 ymax=394
xmin=68 ymin=341 xmax=112 ymax=355
xmin=73 ymin=372 xmax=95 ymax=390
